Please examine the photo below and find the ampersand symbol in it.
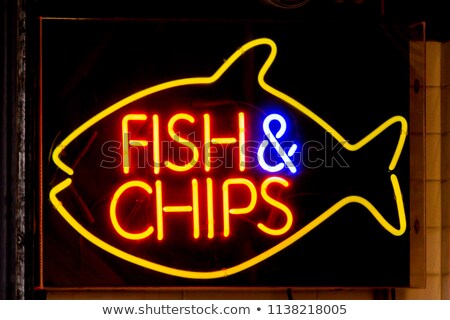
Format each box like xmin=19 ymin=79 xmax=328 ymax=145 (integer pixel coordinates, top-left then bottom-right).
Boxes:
xmin=257 ymin=114 xmax=298 ymax=173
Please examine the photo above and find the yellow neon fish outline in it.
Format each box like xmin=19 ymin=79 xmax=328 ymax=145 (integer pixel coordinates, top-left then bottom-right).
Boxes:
xmin=49 ymin=38 xmax=407 ymax=279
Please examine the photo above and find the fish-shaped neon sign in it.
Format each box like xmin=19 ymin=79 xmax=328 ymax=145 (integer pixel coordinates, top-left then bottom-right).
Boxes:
xmin=49 ymin=38 xmax=407 ymax=279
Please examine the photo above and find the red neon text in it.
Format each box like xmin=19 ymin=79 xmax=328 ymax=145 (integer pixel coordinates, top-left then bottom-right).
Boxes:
xmin=110 ymin=177 xmax=293 ymax=240
xmin=121 ymin=112 xmax=246 ymax=173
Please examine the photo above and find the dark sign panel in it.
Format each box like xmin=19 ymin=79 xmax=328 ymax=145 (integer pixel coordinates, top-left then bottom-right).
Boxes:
xmin=40 ymin=18 xmax=410 ymax=288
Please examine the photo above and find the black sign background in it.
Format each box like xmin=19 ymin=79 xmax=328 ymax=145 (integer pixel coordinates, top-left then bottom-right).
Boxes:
xmin=40 ymin=18 xmax=410 ymax=288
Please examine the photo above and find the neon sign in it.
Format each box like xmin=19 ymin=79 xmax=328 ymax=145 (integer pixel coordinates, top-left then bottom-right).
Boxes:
xmin=47 ymin=37 xmax=407 ymax=281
